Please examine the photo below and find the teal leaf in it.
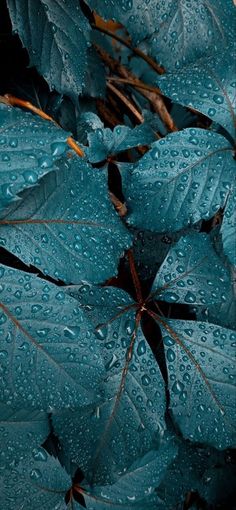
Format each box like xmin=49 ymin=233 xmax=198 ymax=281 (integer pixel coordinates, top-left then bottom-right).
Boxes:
xmin=0 ymin=104 xmax=68 ymax=211
xmin=152 ymin=232 xmax=231 ymax=306
xmin=0 ymin=156 xmax=132 ymax=284
xmin=123 ymin=128 xmax=234 ymax=232
xmin=85 ymin=123 xmax=158 ymax=164
xmin=0 ymin=264 xmax=104 ymax=410
xmin=82 ymin=437 xmax=177 ymax=510
xmin=1 ymin=448 xmax=71 ymax=510
xmin=141 ymin=1 xmax=235 ymax=71
xmin=54 ymin=284 xmax=166 ymax=485
xmin=197 ymin=269 xmax=236 ymax=330
xmin=0 ymin=404 xmax=50 ymax=468
xmin=6 ymin=0 xmax=91 ymax=101
xmin=157 ymin=439 xmax=235 ymax=509
xmin=221 ymin=187 xmax=236 ymax=267
xmin=160 ymin=319 xmax=236 ymax=449
xmin=159 ymin=44 xmax=236 ymax=139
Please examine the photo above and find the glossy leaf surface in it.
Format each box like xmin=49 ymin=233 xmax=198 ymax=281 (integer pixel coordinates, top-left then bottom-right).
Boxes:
xmin=7 ymin=0 xmax=91 ymax=101
xmin=0 ymin=264 xmax=104 ymax=410
xmin=123 ymin=129 xmax=234 ymax=232
xmin=0 ymin=104 xmax=68 ymax=210
xmin=85 ymin=123 xmax=158 ymax=163
xmin=160 ymin=319 xmax=236 ymax=449
xmin=159 ymin=44 xmax=236 ymax=139
xmin=54 ymin=284 xmax=166 ymax=484
xmin=0 ymin=156 xmax=132 ymax=284
xmin=0 ymin=404 xmax=49 ymax=468
xmin=221 ymin=187 xmax=236 ymax=267
xmin=152 ymin=232 xmax=231 ymax=306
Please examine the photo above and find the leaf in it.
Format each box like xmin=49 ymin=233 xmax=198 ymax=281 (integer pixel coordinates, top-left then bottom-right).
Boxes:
xmin=82 ymin=437 xmax=177 ymax=510
xmin=122 ymin=128 xmax=234 ymax=232
xmin=152 ymin=232 xmax=231 ymax=306
xmin=220 ymin=187 xmax=236 ymax=267
xmin=157 ymin=439 xmax=235 ymax=509
xmin=85 ymin=123 xmax=158 ymax=163
xmin=54 ymin=284 xmax=166 ymax=485
xmin=140 ymin=0 xmax=235 ymax=71
xmin=158 ymin=44 xmax=236 ymax=139
xmin=160 ymin=319 xmax=236 ymax=449
xmin=0 ymin=156 xmax=132 ymax=284
xmin=1 ymin=447 xmax=71 ymax=510
xmin=0 ymin=264 xmax=104 ymax=410
xmin=0 ymin=103 xmax=68 ymax=211
xmin=0 ymin=404 xmax=50 ymax=468
xmin=6 ymin=0 xmax=91 ymax=101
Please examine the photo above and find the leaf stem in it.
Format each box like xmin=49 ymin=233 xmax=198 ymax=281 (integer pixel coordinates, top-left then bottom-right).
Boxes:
xmin=92 ymin=22 xmax=165 ymax=75
xmin=1 ymin=94 xmax=84 ymax=157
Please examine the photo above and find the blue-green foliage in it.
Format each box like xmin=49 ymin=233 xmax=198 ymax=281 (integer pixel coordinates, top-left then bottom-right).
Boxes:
xmin=0 ymin=104 xmax=68 ymax=210
xmin=6 ymin=0 xmax=92 ymax=102
xmin=1 ymin=0 xmax=236 ymax=509
xmin=0 ymin=157 xmax=132 ymax=283
xmin=123 ymin=129 xmax=234 ymax=232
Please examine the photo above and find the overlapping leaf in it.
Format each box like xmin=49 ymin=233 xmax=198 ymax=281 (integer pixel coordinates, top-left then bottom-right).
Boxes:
xmin=158 ymin=44 xmax=236 ymax=139
xmin=0 ymin=104 xmax=68 ymax=211
xmin=152 ymin=232 xmax=231 ymax=306
xmin=0 ymin=156 xmax=132 ymax=284
xmin=221 ymin=187 xmax=236 ymax=267
xmin=123 ymin=128 xmax=234 ymax=232
xmin=54 ymin=284 xmax=166 ymax=485
xmin=160 ymin=319 xmax=236 ymax=449
xmin=0 ymin=404 xmax=50 ymax=468
xmin=85 ymin=123 xmax=158 ymax=163
xmin=7 ymin=0 xmax=91 ymax=101
xmin=0 ymin=264 xmax=104 ymax=410
xmin=141 ymin=0 xmax=235 ymax=71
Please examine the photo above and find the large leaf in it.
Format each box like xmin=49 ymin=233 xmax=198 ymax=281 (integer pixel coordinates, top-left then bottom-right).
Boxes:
xmin=0 ymin=404 xmax=49 ymax=468
xmin=0 ymin=103 xmax=68 ymax=211
xmin=6 ymin=0 xmax=91 ymax=101
xmin=54 ymin=284 xmax=166 ymax=485
xmin=87 ymin=0 xmax=235 ymax=65
xmin=220 ymin=187 xmax=236 ymax=267
xmin=82 ymin=437 xmax=177 ymax=510
xmin=158 ymin=44 xmax=236 ymax=139
xmin=152 ymin=232 xmax=231 ymax=306
xmin=1 ymin=447 xmax=71 ymax=510
xmin=123 ymin=128 xmax=234 ymax=232
xmin=0 ymin=156 xmax=132 ymax=284
xmin=85 ymin=123 xmax=158 ymax=163
xmin=141 ymin=1 xmax=235 ymax=71
xmin=0 ymin=264 xmax=104 ymax=410
xmin=160 ymin=319 xmax=236 ymax=449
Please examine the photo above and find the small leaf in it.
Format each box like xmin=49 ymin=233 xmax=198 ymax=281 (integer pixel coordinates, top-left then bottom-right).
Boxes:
xmin=158 ymin=44 xmax=236 ymax=139
xmin=6 ymin=0 xmax=91 ymax=101
xmin=0 ymin=404 xmax=50 ymax=468
xmin=160 ymin=319 xmax=236 ymax=449
xmin=221 ymin=187 xmax=236 ymax=267
xmin=0 ymin=156 xmax=132 ymax=284
xmin=0 ymin=103 xmax=68 ymax=211
xmin=152 ymin=232 xmax=231 ymax=306
xmin=85 ymin=123 xmax=158 ymax=164
xmin=123 ymin=128 xmax=234 ymax=232
xmin=55 ymin=284 xmax=166 ymax=485
xmin=0 ymin=264 xmax=104 ymax=410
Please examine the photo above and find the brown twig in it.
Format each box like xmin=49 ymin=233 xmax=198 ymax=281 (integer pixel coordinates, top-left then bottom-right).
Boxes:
xmin=107 ymin=82 xmax=144 ymax=123
xmin=1 ymin=94 xmax=84 ymax=157
xmin=95 ymin=45 xmax=177 ymax=132
xmin=109 ymin=191 xmax=127 ymax=217
xmin=92 ymin=22 xmax=165 ymax=75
